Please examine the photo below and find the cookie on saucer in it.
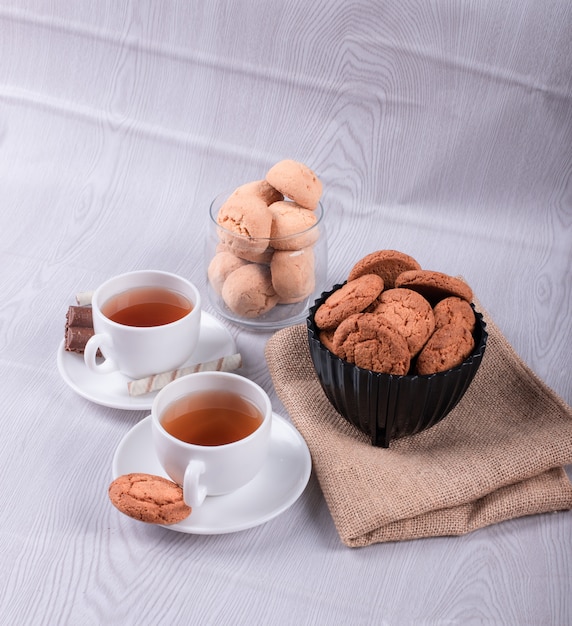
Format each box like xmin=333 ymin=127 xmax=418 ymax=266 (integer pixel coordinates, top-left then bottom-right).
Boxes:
xmin=109 ymin=473 xmax=192 ymax=525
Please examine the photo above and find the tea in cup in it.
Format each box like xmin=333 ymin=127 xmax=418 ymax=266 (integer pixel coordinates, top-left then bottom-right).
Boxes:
xmin=84 ymin=270 xmax=201 ymax=379
xmin=151 ymin=371 xmax=272 ymax=508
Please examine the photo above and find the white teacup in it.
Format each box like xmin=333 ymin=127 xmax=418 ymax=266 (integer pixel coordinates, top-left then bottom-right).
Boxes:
xmin=151 ymin=371 xmax=272 ymax=508
xmin=84 ymin=270 xmax=201 ymax=379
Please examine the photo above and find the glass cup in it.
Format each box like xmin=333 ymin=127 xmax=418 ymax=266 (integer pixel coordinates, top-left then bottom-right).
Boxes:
xmin=205 ymin=191 xmax=327 ymax=331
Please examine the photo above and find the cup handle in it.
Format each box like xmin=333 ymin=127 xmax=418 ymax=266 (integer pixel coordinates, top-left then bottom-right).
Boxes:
xmin=183 ymin=460 xmax=207 ymax=508
xmin=84 ymin=333 xmax=118 ymax=375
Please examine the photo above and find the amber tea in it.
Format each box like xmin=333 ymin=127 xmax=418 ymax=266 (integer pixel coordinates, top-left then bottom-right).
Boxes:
xmin=102 ymin=286 xmax=192 ymax=327
xmin=161 ymin=390 xmax=264 ymax=446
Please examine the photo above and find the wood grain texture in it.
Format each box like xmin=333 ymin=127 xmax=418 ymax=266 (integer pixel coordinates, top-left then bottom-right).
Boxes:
xmin=0 ymin=0 xmax=570 ymax=624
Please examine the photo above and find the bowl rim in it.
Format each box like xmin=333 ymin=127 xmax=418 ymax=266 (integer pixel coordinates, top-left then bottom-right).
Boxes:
xmin=306 ymin=282 xmax=488 ymax=381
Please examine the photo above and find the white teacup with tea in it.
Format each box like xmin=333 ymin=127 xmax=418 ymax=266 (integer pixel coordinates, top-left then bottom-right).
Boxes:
xmin=151 ymin=371 xmax=272 ymax=508
xmin=84 ymin=270 xmax=201 ymax=379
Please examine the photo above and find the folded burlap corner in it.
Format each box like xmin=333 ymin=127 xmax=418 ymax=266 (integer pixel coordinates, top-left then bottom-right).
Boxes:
xmin=265 ymin=310 xmax=572 ymax=547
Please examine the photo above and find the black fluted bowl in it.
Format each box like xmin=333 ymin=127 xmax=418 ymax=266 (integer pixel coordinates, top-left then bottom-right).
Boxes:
xmin=307 ymin=284 xmax=488 ymax=447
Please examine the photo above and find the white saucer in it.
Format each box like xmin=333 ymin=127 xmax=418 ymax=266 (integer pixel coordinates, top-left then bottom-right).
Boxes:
xmin=112 ymin=413 xmax=312 ymax=534
xmin=57 ymin=312 xmax=236 ymax=410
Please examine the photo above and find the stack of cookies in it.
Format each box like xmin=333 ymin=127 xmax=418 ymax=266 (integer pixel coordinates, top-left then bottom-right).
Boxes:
xmin=208 ymin=159 xmax=323 ymax=319
xmin=314 ymin=250 xmax=477 ymax=376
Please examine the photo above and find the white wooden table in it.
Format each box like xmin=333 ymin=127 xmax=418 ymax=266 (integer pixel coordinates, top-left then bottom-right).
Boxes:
xmin=1 ymin=1 xmax=570 ymax=623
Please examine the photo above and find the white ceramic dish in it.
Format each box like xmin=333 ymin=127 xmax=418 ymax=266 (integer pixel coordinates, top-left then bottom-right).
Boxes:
xmin=57 ymin=312 xmax=236 ymax=410
xmin=112 ymin=413 xmax=312 ymax=534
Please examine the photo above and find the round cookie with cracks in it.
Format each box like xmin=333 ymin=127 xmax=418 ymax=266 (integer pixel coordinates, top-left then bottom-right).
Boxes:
xmin=265 ymin=159 xmax=322 ymax=210
xmin=108 ymin=473 xmax=191 ymax=525
xmin=416 ymin=324 xmax=475 ymax=375
xmin=230 ymin=179 xmax=284 ymax=205
xmin=314 ymin=274 xmax=384 ymax=330
xmin=318 ymin=328 xmax=337 ymax=354
xmin=207 ymin=251 xmax=249 ymax=294
xmin=395 ymin=269 xmax=473 ymax=304
xmin=332 ymin=313 xmax=410 ymax=374
xmin=271 ymin=248 xmax=315 ymax=304
xmin=268 ymin=201 xmax=319 ymax=250
xmin=433 ymin=296 xmax=476 ymax=332
xmin=369 ymin=288 xmax=435 ymax=357
xmin=217 ymin=194 xmax=273 ymax=255
xmin=347 ymin=249 xmax=421 ymax=289
xmin=221 ymin=263 xmax=279 ymax=318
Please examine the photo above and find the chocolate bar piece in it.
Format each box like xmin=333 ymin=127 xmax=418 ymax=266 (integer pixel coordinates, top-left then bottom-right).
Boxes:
xmin=66 ymin=305 xmax=93 ymax=328
xmin=64 ymin=305 xmax=98 ymax=354
xmin=65 ymin=326 xmax=96 ymax=353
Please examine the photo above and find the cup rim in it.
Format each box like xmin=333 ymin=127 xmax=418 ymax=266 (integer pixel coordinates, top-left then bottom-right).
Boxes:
xmin=152 ymin=371 xmax=272 ymax=449
xmin=209 ymin=190 xmax=325 ymax=244
xmin=92 ymin=269 xmax=201 ymax=331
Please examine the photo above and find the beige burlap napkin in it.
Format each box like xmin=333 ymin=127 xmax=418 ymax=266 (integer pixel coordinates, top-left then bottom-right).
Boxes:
xmin=265 ymin=310 xmax=572 ymax=547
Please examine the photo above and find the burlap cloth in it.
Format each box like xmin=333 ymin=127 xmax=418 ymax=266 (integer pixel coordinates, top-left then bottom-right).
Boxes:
xmin=264 ymin=310 xmax=572 ymax=547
